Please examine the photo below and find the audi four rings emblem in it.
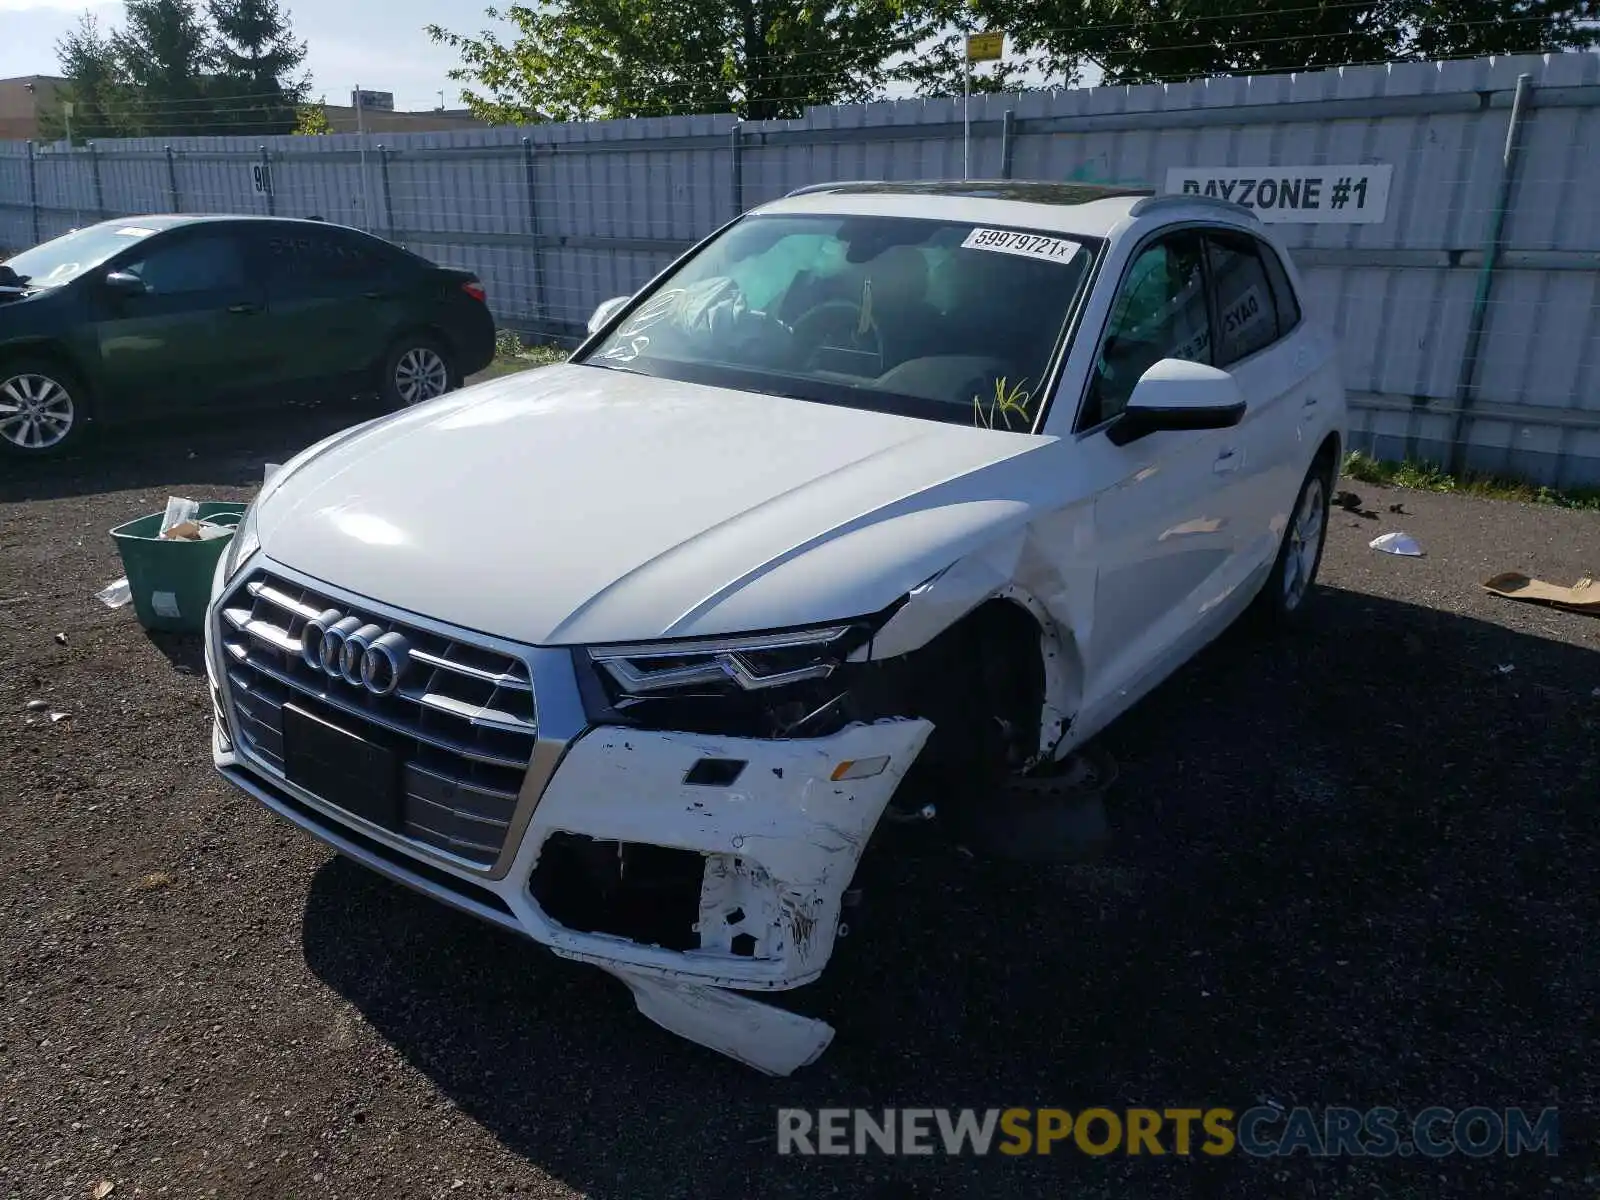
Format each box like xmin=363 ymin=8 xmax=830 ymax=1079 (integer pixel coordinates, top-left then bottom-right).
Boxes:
xmin=301 ymin=609 xmax=411 ymax=696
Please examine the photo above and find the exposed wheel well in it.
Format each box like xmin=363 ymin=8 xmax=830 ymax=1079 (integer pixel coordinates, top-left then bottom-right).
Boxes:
xmin=1314 ymin=431 xmax=1341 ymax=479
xmin=856 ymin=596 xmax=1051 ymax=813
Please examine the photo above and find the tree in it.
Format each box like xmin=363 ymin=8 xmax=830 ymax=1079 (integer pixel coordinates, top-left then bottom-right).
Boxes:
xmin=1393 ymin=0 xmax=1600 ymax=61
xmin=427 ymin=0 xmax=941 ymax=123
xmin=207 ymin=0 xmax=310 ymax=136
xmin=44 ymin=13 xmax=131 ymax=143
xmin=110 ymin=0 xmax=215 ymax=135
xmin=294 ymin=97 xmax=332 ymax=134
xmin=971 ymin=0 xmax=1600 ymax=87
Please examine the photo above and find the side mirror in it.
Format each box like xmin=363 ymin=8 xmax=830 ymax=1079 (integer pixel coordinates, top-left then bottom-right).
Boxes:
xmin=1106 ymin=358 xmax=1246 ymax=447
xmin=587 ymin=295 xmax=630 ymax=335
xmin=104 ymin=270 xmax=148 ymax=298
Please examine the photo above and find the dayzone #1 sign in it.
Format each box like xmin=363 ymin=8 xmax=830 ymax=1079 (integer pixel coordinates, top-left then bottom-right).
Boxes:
xmin=1164 ymin=165 xmax=1394 ymax=224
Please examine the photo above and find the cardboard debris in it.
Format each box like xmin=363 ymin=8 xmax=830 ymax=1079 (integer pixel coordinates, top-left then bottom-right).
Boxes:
xmin=1482 ymin=573 xmax=1600 ymax=616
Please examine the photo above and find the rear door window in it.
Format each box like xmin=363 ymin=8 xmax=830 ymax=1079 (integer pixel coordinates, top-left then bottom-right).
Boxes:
xmin=1204 ymin=234 xmax=1281 ymax=366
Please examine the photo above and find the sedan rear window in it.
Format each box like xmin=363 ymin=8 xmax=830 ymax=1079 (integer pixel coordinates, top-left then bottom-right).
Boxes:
xmin=580 ymin=214 xmax=1098 ymax=431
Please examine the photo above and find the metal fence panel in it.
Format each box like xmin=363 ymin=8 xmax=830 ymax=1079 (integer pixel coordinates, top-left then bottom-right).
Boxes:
xmin=4 ymin=51 xmax=1600 ymax=483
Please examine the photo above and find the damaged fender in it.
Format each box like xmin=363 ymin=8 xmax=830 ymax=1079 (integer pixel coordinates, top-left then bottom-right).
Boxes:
xmin=856 ymin=527 xmax=1089 ymax=763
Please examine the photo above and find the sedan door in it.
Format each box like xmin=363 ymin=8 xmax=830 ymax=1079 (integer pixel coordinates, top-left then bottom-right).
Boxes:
xmin=1068 ymin=231 xmax=1257 ymax=733
xmin=93 ymin=226 xmax=271 ymax=414
xmin=254 ymin=224 xmax=411 ymax=394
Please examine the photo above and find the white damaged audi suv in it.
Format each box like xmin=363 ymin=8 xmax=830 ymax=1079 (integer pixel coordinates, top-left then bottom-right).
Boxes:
xmin=205 ymin=180 xmax=1347 ymax=1073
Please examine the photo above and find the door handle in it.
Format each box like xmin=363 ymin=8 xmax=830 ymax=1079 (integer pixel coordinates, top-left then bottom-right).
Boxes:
xmin=1303 ymin=394 xmax=1320 ymax=409
xmin=226 ymin=301 xmax=261 ymax=315
xmin=362 ymin=290 xmax=392 ymax=300
xmin=1213 ymin=448 xmax=1241 ymax=474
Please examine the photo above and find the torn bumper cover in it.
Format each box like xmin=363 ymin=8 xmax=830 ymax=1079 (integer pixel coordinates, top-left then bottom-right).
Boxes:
xmin=210 ymin=651 xmax=932 ymax=1073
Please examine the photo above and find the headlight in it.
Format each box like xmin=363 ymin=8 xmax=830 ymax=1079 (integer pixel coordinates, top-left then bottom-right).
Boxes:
xmin=588 ymin=626 xmax=857 ymax=695
xmin=221 ymin=501 xmax=261 ymax=584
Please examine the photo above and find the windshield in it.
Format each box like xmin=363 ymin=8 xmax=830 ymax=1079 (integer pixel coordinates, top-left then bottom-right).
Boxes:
xmin=2 ymin=222 xmax=163 ymax=289
xmin=579 ymin=214 xmax=1098 ymax=431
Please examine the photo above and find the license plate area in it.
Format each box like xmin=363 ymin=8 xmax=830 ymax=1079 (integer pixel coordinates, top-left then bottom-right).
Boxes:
xmin=282 ymin=702 xmax=401 ymax=830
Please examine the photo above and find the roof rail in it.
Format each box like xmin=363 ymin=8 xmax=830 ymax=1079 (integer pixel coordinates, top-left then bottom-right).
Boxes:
xmin=1128 ymin=192 xmax=1258 ymax=220
xmin=784 ymin=180 xmax=886 ymax=198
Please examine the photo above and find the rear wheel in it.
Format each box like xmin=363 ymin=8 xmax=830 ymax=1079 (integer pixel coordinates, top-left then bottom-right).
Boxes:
xmin=379 ymin=335 xmax=459 ymax=410
xmin=0 ymin=360 xmax=87 ymax=457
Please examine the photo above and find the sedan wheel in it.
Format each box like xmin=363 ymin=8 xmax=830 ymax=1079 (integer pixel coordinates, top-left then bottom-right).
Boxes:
xmin=1281 ymin=474 xmax=1327 ymax=612
xmin=0 ymin=368 xmax=79 ymax=455
xmin=393 ymin=346 xmax=451 ymax=406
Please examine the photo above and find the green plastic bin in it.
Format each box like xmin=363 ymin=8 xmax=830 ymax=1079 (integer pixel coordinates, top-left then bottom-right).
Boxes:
xmin=110 ymin=501 xmax=248 ymax=635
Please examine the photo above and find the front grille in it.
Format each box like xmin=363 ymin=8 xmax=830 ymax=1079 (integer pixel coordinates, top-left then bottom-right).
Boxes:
xmin=218 ymin=569 xmax=537 ymax=865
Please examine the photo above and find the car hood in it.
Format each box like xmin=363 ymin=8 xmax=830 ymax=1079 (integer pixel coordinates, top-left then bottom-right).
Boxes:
xmin=257 ymin=364 xmax=1055 ymax=645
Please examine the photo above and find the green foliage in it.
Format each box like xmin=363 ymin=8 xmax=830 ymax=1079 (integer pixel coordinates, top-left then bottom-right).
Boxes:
xmin=204 ymin=0 xmax=310 ymax=135
xmin=966 ymin=0 xmax=1600 ymax=87
xmin=111 ymin=0 xmax=213 ymax=135
xmin=426 ymin=0 xmax=940 ymax=123
xmin=293 ymin=99 xmax=331 ymax=135
xmin=494 ymin=328 xmax=571 ymax=365
xmin=1342 ymin=451 xmax=1600 ymax=511
xmin=41 ymin=14 xmax=134 ymax=143
xmin=46 ymin=0 xmax=308 ymax=142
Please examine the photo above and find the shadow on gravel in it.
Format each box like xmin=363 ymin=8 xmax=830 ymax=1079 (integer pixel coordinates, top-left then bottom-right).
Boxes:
xmin=301 ymin=587 xmax=1596 ymax=1200
xmin=0 ymin=401 xmax=369 ymax=505
xmin=145 ymin=629 xmax=206 ymax=676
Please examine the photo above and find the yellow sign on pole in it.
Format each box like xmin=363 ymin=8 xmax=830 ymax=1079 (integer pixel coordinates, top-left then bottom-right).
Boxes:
xmin=966 ymin=31 xmax=1005 ymax=62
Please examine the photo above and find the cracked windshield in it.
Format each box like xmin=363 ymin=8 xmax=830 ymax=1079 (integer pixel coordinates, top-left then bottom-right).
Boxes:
xmin=580 ymin=214 xmax=1094 ymax=431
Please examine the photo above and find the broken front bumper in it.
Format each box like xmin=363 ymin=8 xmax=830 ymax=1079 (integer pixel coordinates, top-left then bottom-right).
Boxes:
xmin=204 ymin=575 xmax=930 ymax=1071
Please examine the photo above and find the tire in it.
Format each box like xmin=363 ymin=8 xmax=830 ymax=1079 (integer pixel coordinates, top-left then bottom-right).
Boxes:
xmin=0 ymin=358 xmax=89 ymax=458
xmin=378 ymin=335 xmax=459 ymax=411
xmin=1253 ymin=455 xmax=1334 ymax=626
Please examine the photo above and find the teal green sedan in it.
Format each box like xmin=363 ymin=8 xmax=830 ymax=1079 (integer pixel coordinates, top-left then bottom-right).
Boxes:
xmin=0 ymin=215 xmax=497 ymax=456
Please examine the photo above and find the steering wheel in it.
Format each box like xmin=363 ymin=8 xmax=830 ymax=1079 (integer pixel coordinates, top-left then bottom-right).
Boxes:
xmin=788 ymin=299 xmax=886 ymax=372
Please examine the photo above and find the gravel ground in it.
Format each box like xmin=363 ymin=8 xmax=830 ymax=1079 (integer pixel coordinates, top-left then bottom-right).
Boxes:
xmin=1 ymin=404 xmax=1596 ymax=1200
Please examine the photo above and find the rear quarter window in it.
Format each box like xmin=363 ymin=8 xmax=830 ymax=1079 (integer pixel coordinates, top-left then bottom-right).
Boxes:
xmin=1257 ymin=239 xmax=1303 ymax=335
xmin=263 ymin=227 xmax=390 ymax=283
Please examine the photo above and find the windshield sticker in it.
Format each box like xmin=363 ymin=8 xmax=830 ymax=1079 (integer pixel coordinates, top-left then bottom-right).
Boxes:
xmin=114 ymin=226 xmax=159 ymax=237
xmin=960 ymin=228 xmax=1082 ymax=264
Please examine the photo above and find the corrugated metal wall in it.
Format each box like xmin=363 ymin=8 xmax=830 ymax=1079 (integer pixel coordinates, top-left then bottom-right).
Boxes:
xmin=4 ymin=51 xmax=1600 ymax=484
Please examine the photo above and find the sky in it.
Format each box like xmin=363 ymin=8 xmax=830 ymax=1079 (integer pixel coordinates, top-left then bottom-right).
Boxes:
xmin=0 ymin=0 xmax=504 ymax=109
xmin=0 ymin=0 xmax=1073 ymax=111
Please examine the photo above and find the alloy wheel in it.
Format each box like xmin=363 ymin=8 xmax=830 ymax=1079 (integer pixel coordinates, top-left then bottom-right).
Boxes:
xmin=1281 ymin=475 xmax=1327 ymax=611
xmin=0 ymin=372 xmax=75 ymax=451
xmin=393 ymin=347 xmax=450 ymax=406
